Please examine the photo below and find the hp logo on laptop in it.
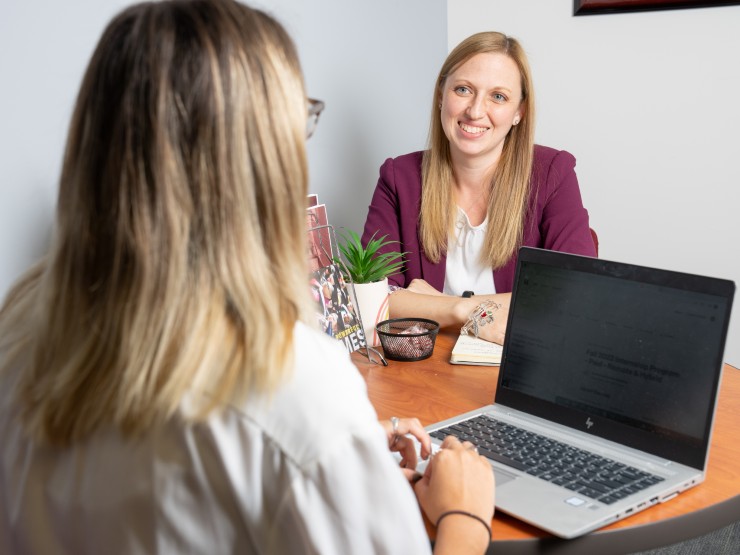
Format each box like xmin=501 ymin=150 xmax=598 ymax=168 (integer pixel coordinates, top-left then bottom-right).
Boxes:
xmin=586 ymin=417 xmax=594 ymax=430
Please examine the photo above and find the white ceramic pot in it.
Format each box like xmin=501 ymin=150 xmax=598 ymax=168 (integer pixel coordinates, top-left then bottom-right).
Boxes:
xmin=352 ymin=278 xmax=390 ymax=347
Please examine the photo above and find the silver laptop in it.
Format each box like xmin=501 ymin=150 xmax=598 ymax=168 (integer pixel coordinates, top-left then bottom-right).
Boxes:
xmin=426 ymin=247 xmax=735 ymax=539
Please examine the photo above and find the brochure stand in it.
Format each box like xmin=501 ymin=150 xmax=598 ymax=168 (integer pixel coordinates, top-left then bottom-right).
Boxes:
xmin=307 ymin=222 xmax=387 ymax=366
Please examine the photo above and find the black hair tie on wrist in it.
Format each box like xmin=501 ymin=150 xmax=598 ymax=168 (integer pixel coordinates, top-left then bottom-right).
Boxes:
xmin=462 ymin=290 xmax=474 ymax=298
xmin=435 ymin=510 xmax=492 ymax=540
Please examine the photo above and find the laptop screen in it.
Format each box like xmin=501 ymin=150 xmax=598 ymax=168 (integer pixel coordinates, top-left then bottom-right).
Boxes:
xmin=496 ymin=248 xmax=735 ymax=469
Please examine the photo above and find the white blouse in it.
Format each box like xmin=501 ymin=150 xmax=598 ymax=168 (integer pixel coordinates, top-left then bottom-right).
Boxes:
xmin=443 ymin=206 xmax=496 ymax=296
xmin=0 ymin=322 xmax=432 ymax=555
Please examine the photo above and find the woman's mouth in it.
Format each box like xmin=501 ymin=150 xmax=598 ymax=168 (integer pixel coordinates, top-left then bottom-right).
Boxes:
xmin=459 ymin=122 xmax=488 ymax=135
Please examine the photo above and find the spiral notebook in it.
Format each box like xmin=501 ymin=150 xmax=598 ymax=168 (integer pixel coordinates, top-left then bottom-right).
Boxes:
xmin=427 ymin=247 xmax=735 ymax=538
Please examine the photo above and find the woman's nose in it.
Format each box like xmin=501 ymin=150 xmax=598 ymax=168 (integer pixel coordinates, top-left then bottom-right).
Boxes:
xmin=466 ymin=95 xmax=485 ymax=119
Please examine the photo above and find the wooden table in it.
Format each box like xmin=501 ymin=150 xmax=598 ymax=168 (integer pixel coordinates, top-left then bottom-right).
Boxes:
xmin=351 ymin=330 xmax=740 ymax=554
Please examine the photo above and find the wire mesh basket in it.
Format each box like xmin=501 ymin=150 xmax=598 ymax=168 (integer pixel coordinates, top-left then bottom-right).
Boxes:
xmin=375 ymin=318 xmax=440 ymax=362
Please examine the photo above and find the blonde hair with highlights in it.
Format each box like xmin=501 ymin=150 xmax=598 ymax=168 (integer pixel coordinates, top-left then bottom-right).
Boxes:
xmin=420 ymin=31 xmax=536 ymax=267
xmin=0 ymin=0 xmax=311 ymax=445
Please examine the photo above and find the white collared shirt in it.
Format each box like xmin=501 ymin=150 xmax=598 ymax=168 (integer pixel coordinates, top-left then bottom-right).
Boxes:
xmin=0 ymin=323 xmax=431 ymax=555
xmin=443 ymin=206 xmax=496 ymax=296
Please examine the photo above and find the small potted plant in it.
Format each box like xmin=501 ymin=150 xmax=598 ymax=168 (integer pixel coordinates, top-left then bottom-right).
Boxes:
xmin=335 ymin=230 xmax=405 ymax=284
xmin=335 ymin=230 xmax=405 ymax=346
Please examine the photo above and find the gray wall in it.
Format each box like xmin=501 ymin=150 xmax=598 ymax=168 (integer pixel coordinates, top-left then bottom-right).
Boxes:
xmin=2 ymin=0 xmax=737 ymax=365
xmin=0 ymin=0 xmax=133 ymax=299
xmin=251 ymin=0 xmax=446 ymax=233
xmin=0 ymin=0 xmax=445 ymax=305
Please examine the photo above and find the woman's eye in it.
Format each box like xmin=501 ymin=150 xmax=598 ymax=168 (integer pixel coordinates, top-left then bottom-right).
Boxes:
xmin=454 ymin=86 xmax=471 ymax=95
xmin=492 ymin=92 xmax=507 ymax=102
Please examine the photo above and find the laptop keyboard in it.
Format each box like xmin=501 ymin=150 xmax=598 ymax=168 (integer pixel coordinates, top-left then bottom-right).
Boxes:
xmin=430 ymin=414 xmax=664 ymax=505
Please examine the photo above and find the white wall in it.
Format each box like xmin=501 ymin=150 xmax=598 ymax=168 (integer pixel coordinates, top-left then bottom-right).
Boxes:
xmin=449 ymin=0 xmax=740 ymax=365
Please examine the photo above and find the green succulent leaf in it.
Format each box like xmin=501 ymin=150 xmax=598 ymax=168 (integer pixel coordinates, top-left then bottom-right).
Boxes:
xmin=334 ymin=230 xmax=406 ymax=284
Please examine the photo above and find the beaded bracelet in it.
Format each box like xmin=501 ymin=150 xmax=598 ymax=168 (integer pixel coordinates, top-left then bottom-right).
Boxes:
xmin=435 ymin=510 xmax=492 ymax=540
xmin=460 ymin=300 xmax=500 ymax=338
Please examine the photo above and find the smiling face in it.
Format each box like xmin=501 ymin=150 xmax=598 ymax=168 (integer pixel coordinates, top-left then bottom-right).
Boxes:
xmin=440 ymin=52 xmax=523 ymax=169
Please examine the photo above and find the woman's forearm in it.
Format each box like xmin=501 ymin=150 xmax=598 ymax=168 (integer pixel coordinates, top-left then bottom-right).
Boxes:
xmin=389 ymin=290 xmax=511 ymax=344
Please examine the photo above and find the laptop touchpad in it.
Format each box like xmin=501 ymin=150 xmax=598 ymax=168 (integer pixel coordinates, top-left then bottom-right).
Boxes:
xmin=494 ymin=466 xmax=517 ymax=487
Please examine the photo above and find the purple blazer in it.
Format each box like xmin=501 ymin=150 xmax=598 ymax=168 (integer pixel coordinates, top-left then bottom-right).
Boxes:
xmin=361 ymin=146 xmax=596 ymax=293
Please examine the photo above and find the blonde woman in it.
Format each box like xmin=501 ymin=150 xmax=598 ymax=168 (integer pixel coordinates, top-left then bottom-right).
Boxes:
xmin=363 ymin=32 xmax=596 ymax=345
xmin=0 ymin=1 xmax=493 ymax=554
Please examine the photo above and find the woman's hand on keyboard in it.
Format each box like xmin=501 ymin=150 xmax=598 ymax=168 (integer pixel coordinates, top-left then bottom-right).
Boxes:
xmin=381 ymin=417 xmax=432 ymax=471
xmin=414 ymin=435 xmax=495 ymax=533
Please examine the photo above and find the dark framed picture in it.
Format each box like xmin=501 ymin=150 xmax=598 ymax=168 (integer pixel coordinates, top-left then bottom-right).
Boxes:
xmin=574 ymin=0 xmax=740 ymax=16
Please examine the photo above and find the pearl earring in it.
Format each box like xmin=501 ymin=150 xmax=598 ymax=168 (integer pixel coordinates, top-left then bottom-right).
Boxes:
xmin=513 ymin=117 xmax=520 ymax=125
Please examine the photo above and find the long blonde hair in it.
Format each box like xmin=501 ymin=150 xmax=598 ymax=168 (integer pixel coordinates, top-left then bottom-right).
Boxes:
xmin=0 ymin=0 xmax=311 ymax=445
xmin=420 ymin=32 xmax=536 ymax=267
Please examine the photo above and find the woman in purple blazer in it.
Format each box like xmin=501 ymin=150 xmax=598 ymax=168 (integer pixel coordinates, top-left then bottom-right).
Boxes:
xmin=362 ymin=32 xmax=595 ymax=345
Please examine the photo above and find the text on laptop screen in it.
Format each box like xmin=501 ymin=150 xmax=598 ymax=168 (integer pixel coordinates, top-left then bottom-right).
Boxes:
xmin=500 ymin=259 xmax=729 ymax=448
